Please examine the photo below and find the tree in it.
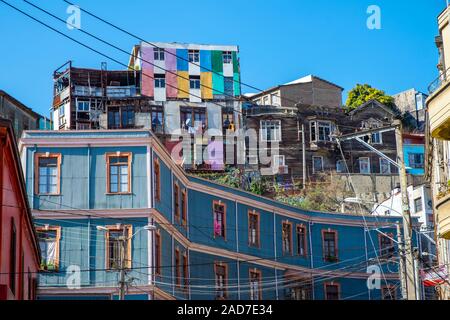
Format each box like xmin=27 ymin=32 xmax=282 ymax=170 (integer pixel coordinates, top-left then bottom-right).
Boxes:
xmin=345 ymin=84 xmax=394 ymax=111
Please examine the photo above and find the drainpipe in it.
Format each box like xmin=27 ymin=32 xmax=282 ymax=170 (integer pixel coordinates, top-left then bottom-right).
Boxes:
xmin=308 ymin=221 xmax=315 ymax=300
xmin=31 ymin=145 xmax=37 ymax=209
xmin=87 ymin=144 xmax=91 ymax=209
xmin=88 ymin=216 xmax=91 ymax=285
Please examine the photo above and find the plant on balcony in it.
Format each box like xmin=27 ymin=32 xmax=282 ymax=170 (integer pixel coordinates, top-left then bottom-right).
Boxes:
xmin=325 ymin=255 xmax=339 ymax=263
xmin=40 ymin=261 xmax=57 ymax=272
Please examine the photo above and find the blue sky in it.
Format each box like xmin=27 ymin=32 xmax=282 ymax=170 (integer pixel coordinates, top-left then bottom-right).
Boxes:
xmin=0 ymin=0 xmax=445 ymax=117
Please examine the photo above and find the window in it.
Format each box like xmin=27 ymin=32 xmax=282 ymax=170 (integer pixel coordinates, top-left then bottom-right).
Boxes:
xmin=181 ymin=189 xmax=187 ymax=227
xmin=154 ymin=74 xmax=166 ymax=88
xmin=248 ymin=211 xmax=260 ymax=247
xmin=289 ymin=283 xmax=312 ymax=300
xmin=369 ymin=132 xmax=382 ymax=144
xmin=260 ymin=120 xmax=281 ymax=142
xmin=273 ymin=155 xmax=285 ymax=167
xmin=272 ymin=94 xmax=281 ymax=106
xmin=310 ymin=121 xmax=333 ymax=142
xmin=175 ymin=248 xmax=181 ymax=287
xmin=107 ymin=106 xmax=135 ymax=129
xmin=262 ymin=96 xmax=270 ymax=105
xmin=223 ymin=51 xmax=232 ymax=64
xmin=296 ymin=225 xmax=307 ymax=257
xmin=380 ymin=158 xmax=391 ymax=174
xmin=379 ymin=233 xmax=395 ymax=258
xmin=188 ymin=50 xmax=200 ymax=63
xmin=322 ymin=230 xmax=338 ymax=262
xmin=312 ymin=156 xmax=323 ymax=173
xmin=154 ymin=48 xmax=165 ymax=61
xmin=37 ymin=226 xmax=61 ymax=272
xmin=224 ymin=77 xmax=234 ymax=97
xmin=381 ymin=286 xmax=396 ymax=300
xmin=174 ymin=183 xmax=180 ymax=222
xmin=154 ymin=158 xmax=161 ymax=202
xmin=324 ymin=283 xmax=340 ymax=300
xmin=282 ymin=222 xmax=293 ymax=255
xmin=213 ymin=201 xmax=226 ymax=238
xmin=183 ymin=252 xmax=189 ymax=291
xmin=336 ymin=160 xmax=346 ymax=173
xmin=105 ymin=225 xmax=132 ymax=270
xmin=35 ymin=153 xmax=61 ymax=195
xmin=414 ymin=197 xmax=423 ymax=213
xmin=106 ymin=153 xmax=131 ymax=194
xmin=408 ymin=153 xmax=424 ymax=169
xmin=359 ymin=157 xmax=371 ymax=174
xmin=151 ymin=107 xmax=164 ymax=134
xmin=58 ymin=104 xmax=66 ymax=127
xmin=76 ymin=123 xmax=91 ymax=130
xmin=249 ymin=270 xmax=262 ymax=300
xmin=10 ymin=219 xmax=16 ymax=294
xmin=215 ymin=263 xmax=227 ymax=299
xmin=155 ymin=230 xmax=161 ymax=275
xmin=180 ymin=107 xmax=207 ymax=134
xmin=189 ymin=76 xmax=201 ymax=89
xmin=77 ymin=101 xmax=90 ymax=112
xmin=222 ymin=108 xmax=235 ymax=133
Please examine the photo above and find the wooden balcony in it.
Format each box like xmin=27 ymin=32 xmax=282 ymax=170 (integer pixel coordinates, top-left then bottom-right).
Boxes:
xmin=427 ymin=68 xmax=450 ymax=140
xmin=436 ymin=193 xmax=450 ymax=239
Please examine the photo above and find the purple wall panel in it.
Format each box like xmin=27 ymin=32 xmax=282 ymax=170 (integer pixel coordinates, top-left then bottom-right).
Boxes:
xmin=141 ymin=47 xmax=154 ymax=97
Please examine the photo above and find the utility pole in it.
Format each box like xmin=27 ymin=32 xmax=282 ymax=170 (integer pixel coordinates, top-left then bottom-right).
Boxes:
xmin=119 ymin=228 xmax=127 ymax=300
xmin=396 ymin=222 xmax=407 ymax=299
xmin=394 ymin=120 xmax=417 ymax=300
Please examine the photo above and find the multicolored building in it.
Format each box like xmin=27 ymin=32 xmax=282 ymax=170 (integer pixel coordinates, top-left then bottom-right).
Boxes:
xmin=19 ymin=129 xmax=407 ymax=300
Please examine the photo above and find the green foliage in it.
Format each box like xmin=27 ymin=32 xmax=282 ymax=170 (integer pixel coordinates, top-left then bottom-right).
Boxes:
xmin=345 ymin=84 xmax=394 ymax=111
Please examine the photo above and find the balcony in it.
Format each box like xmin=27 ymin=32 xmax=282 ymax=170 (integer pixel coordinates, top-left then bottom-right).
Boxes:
xmin=427 ymin=67 xmax=450 ymax=140
xmin=74 ymin=85 xmax=103 ymax=97
xmin=436 ymin=193 xmax=450 ymax=239
xmin=106 ymin=86 xmax=137 ymax=98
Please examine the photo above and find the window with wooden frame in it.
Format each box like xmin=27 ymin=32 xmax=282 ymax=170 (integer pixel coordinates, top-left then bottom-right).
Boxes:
xmin=154 ymin=158 xmax=161 ymax=202
xmin=36 ymin=226 xmax=61 ymax=272
xmin=34 ymin=153 xmax=61 ymax=195
xmin=249 ymin=269 xmax=262 ymax=300
xmin=381 ymin=285 xmax=397 ymax=300
xmin=379 ymin=233 xmax=395 ymax=258
xmin=322 ymin=230 xmax=338 ymax=262
xmin=296 ymin=225 xmax=307 ymax=257
xmin=181 ymin=189 xmax=187 ymax=227
xmin=9 ymin=218 xmax=16 ymax=294
xmin=213 ymin=201 xmax=226 ymax=239
xmin=175 ymin=248 xmax=181 ymax=287
xmin=104 ymin=225 xmax=132 ymax=270
xmin=248 ymin=210 xmax=260 ymax=248
xmin=174 ymin=183 xmax=180 ymax=223
xmin=214 ymin=263 xmax=228 ymax=300
xmin=324 ymin=282 xmax=340 ymax=300
xmin=282 ymin=221 xmax=293 ymax=255
xmin=106 ymin=152 xmax=132 ymax=194
xmin=155 ymin=230 xmax=161 ymax=275
xmin=183 ymin=251 xmax=189 ymax=291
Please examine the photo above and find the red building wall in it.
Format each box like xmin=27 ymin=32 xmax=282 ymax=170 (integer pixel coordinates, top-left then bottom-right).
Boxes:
xmin=0 ymin=122 xmax=40 ymax=300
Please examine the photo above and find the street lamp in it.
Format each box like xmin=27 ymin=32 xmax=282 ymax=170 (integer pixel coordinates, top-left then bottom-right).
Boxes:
xmin=97 ymin=223 xmax=156 ymax=300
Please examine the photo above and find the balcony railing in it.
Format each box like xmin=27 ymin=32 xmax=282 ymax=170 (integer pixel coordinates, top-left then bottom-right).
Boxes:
xmin=106 ymin=86 xmax=137 ymax=98
xmin=244 ymin=105 xmax=297 ymax=117
xmin=74 ymin=86 xmax=103 ymax=97
xmin=428 ymin=67 xmax=450 ymax=94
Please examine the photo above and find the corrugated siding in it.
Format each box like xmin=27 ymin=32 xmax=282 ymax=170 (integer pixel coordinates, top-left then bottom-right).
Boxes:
xmin=200 ymin=50 xmax=212 ymax=72
xmin=211 ymin=50 xmax=223 ymax=73
xmin=212 ymin=72 xmax=224 ymax=96
xmin=177 ymin=71 xmax=190 ymax=98
xmin=141 ymin=46 xmax=154 ymax=97
xmin=200 ymin=72 xmax=213 ymax=99
xmin=176 ymin=49 xmax=189 ymax=71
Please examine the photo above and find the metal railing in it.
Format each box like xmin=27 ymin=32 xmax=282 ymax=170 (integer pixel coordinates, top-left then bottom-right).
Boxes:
xmin=428 ymin=67 xmax=450 ymax=94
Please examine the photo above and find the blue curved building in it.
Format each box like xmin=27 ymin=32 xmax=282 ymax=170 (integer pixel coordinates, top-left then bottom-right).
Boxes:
xmin=19 ymin=130 xmax=404 ymax=300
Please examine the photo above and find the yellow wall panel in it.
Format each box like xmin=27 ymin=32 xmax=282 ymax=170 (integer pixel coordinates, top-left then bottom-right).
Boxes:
xmin=201 ymin=72 xmax=213 ymax=100
xmin=177 ymin=71 xmax=189 ymax=99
